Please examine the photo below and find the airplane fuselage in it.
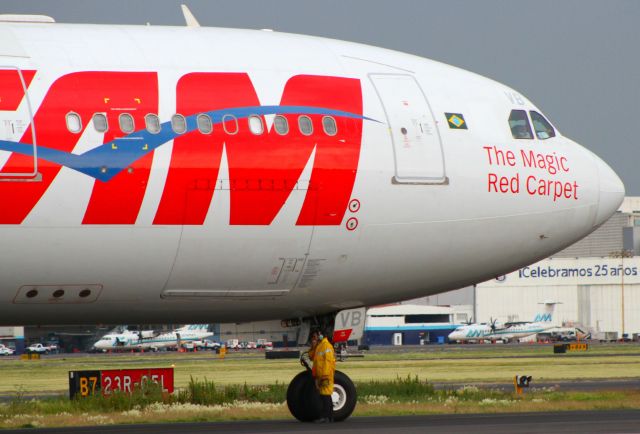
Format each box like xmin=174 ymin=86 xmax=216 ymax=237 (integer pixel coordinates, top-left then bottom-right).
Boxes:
xmin=93 ymin=325 xmax=213 ymax=351
xmin=448 ymin=322 xmax=553 ymax=342
xmin=0 ymin=22 xmax=624 ymax=324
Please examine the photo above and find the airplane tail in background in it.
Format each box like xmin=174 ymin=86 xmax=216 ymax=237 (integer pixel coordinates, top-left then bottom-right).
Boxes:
xmin=533 ymin=302 xmax=557 ymax=322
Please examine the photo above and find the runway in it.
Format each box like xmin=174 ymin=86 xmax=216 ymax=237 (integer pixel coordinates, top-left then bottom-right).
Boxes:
xmin=5 ymin=411 xmax=640 ymax=434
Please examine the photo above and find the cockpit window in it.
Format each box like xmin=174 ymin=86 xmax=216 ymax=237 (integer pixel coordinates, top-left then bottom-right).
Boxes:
xmin=508 ymin=109 xmax=533 ymax=139
xmin=530 ymin=111 xmax=556 ymax=140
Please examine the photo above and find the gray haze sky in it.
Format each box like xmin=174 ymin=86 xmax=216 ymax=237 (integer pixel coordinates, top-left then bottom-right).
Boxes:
xmin=1 ymin=0 xmax=638 ymax=194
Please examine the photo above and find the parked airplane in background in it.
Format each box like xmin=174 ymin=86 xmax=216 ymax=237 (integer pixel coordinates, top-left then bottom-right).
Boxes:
xmin=147 ymin=324 xmax=214 ymax=350
xmin=93 ymin=324 xmax=213 ymax=351
xmin=0 ymin=9 xmax=625 ymax=421
xmin=92 ymin=327 xmax=153 ymax=351
xmin=448 ymin=302 xmax=558 ymax=343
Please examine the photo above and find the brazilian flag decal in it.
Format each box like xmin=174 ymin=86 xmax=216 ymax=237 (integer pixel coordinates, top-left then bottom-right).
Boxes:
xmin=445 ymin=113 xmax=467 ymax=129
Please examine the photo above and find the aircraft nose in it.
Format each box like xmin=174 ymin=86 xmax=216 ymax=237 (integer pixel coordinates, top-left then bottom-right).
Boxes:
xmin=594 ymin=155 xmax=625 ymax=227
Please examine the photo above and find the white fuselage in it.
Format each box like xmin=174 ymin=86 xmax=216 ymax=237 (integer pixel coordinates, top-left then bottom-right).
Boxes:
xmin=148 ymin=325 xmax=214 ymax=350
xmin=93 ymin=330 xmax=146 ymax=351
xmin=448 ymin=321 xmax=554 ymax=342
xmin=93 ymin=325 xmax=213 ymax=351
xmin=0 ymin=22 xmax=624 ymax=325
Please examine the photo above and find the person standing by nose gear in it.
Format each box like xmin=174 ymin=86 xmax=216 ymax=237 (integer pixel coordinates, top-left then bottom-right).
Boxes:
xmin=309 ymin=329 xmax=336 ymax=423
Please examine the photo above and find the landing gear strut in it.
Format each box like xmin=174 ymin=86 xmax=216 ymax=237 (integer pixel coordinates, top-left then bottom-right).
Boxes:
xmin=286 ymin=352 xmax=357 ymax=422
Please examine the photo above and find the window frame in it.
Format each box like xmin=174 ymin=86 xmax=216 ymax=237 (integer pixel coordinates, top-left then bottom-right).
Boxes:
xmin=298 ymin=115 xmax=313 ymax=136
xmin=65 ymin=111 xmax=82 ymax=134
xmin=119 ymin=113 xmax=135 ymax=134
xmin=222 ymin=114 xmax=238 ymax=135
xmin=529 ymin=110 xmax=556 ymax=140
xmin=248 ymin=115 xmax=264 ymax=135
xmin=145 ymin=113 xmax=161 ymax=134
xmin=171 ymin=113 xmax=187 ymax=134
xmin=322 ymin=116 xmax=337 ymax=136
xmin=92 ymin=113 xmax=108 ymax=133
xmin=274 ymin=115 xmax=289 ymax=135
xmin=197 ymin=113 xmax=213 ymax=134
xmin=508 ymin=109 xmax=533 ymax=140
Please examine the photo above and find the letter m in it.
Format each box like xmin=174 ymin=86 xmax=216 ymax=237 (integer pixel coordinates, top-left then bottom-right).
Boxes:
xmin=154 ymin=73 xmax=363 ymax=225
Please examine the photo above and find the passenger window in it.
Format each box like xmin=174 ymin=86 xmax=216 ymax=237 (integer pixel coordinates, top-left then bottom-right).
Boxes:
xmin=298 ymin=115 xmax=313 ymax=136
xmin=66 ymin=112 xmax=82 ymax=134
xmin=248 ymin=115 xmax=264 ymax=135
xmin=145 ymin=114 xmax=161 ymax=134
xmin=92 ymin=113 xmax=108 ymax=133
xmin=530 ymin=111 xmax=556 ymax=140
xmin=223 ymin=114 xmax=238 ymax=135
xmin=322 ymin=116 xmax=337 ymax=136
xmin=119 ymin=113 xmax=135 ymax=134
xmin=171 ymin=114 xmax=187 ymax=134
xmin=197 ymin=114 xmax=213 ymax=134
xmin=508 ymin=110 xmax=533 ymax=139
xmin=274 ymin=115 xmax=288 ymax=135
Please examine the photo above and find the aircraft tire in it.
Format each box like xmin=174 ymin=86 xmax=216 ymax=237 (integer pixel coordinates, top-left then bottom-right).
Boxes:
xmin=286 ymin=371 xmax=306 ymax=421
xmin=332 ymin=370 xmax=357 ymax=422
xmin=286 ymin=370 xmax=357 ymax=422
xmin=286 ymin=371 xmax=322 ymax=422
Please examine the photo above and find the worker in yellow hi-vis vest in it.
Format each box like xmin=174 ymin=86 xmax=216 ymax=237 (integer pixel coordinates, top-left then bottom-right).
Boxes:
xmin=309 ymin=329 xmax=336 ymax=423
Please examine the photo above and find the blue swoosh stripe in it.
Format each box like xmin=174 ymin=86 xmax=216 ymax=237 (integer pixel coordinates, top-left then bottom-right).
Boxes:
xmin=0 ymin=105 xmax=374 ymax=182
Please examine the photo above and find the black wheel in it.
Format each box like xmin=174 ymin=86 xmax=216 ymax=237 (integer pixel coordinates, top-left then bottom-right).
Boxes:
xmin=286 ymin=370 xmax=357 ymax=422
xmin=286 ymin=371 xmax=322 ymax=422
xmin=332 ymin=370 xmax=357 ymax=422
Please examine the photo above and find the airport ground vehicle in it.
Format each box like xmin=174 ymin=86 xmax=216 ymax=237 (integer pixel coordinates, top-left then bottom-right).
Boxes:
xmin=0 ymin=344 xmax=14 ymax=356
xmin=257 ymin=339 xmax=273 ymax=350
xmin=26 ymin=343 xmax=57 ymax=354
xmin=196 ymin=339 xmax=222 ymax=351
xmin=226 ymin=340 xmax=240 ymax=350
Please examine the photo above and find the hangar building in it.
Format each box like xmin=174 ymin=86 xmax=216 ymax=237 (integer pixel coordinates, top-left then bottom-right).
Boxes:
xmin=361 ymin=304 xmax=468 ymax=345
xmin=476 ymin=257 xmax=640 ymax=338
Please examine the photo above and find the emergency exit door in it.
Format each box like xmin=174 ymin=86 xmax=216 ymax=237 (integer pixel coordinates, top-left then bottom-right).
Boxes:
xmin=370 ymin=74 xmax=445 ymax=184
xmin=0 ymin=66 xmax=38 ymax=180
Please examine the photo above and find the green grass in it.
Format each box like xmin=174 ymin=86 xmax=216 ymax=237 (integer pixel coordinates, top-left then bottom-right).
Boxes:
xmin=1 ymin=376 xmax=640 ymax=429
xmin=1 ymin=343 xmax=639 ymax=394
xmin=357 ymin=375 xmax=435 ymax=402
xmin=177 ymin=377 xmax=286 ymax=405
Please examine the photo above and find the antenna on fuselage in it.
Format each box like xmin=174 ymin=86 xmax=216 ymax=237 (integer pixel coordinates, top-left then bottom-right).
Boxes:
xmin=181 ymin=4 xmax=201 ymax=27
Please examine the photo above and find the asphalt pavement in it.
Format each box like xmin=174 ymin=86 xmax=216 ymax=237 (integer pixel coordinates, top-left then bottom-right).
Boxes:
xmin=4 ymin=411 xmax=640 ymax=434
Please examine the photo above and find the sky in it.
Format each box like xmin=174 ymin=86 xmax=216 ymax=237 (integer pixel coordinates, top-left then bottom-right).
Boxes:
xmin=1 ymin=0 xmax=638 ymax=193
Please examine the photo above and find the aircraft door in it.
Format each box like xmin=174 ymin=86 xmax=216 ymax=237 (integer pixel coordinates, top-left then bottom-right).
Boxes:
xmin=370 ymin=74 xmax=445 ymax=184
xmin=0 ymin=66 xmax=39 ymax=180
xmin=393 ymin=332 xmax=403 ymax=346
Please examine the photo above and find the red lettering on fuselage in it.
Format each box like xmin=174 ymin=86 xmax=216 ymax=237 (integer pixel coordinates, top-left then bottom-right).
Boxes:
xmin=154 ymin=73 xmax=255 ymax=225
xmin=155 ymin=73 xmax=362 ymax=225
xmin=81 ymin=73 xmax=159 ymax=224
xmin=0 ymin=71 xmax=362 ymax=226
xmin=0 ymin=72 xmax=159 ymax=224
